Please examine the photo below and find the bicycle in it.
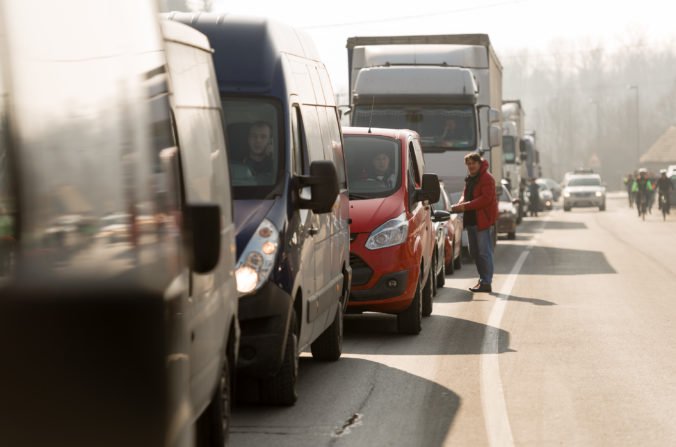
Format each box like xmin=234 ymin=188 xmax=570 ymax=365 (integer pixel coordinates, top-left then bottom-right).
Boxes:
xmin=637 ymin=193 xmax=648 ymax=221
xmin=660 ymin=194 xmax=670 ymax=221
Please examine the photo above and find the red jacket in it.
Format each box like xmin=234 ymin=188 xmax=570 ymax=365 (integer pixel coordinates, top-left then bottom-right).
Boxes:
xmin=459 ymin=159 xmax=498 ymax=231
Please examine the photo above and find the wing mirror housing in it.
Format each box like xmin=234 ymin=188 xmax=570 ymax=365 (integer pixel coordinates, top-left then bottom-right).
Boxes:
xmin=432 ymin=209 xmax=451 ymax=222
xmin=298 ymin=160 xmax=339 ymax=214
xmin=415 ymin=173 xmax=441 ymax=204
xmin=183 ymin=203 xmax=221 ymax=274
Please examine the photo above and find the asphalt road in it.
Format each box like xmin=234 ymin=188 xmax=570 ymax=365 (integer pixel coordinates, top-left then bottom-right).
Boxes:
xmin=231 ymin=193 xmax=676 ymax=447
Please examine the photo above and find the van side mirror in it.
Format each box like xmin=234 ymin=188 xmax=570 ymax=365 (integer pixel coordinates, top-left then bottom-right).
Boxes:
xmin=416 ymin=173 xmax=441 ymax=204
xmin=432 ymin=209 xmax=451 ymax=222
xmin=183 ymin=203 xmax=221 ymax=274
xmin=298 ymin=160 xmax=339 ymax=214
xmin=489 ymin=124 xmax=501 ymax=148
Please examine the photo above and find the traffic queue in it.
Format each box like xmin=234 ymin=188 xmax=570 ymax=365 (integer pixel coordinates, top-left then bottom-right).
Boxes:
xmin=0 ymin=3 xmax=532 ymax=447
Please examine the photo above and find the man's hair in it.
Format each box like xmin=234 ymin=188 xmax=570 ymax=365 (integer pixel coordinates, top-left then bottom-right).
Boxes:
xmin=250 ymin=121 xmax=272 ymax=135
xmin=464 ymin=152 xmax=482 ymax=164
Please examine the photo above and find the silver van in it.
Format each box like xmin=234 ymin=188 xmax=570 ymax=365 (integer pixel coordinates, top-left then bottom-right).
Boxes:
xmin=0 ymin=3 xmax=237 ymax=447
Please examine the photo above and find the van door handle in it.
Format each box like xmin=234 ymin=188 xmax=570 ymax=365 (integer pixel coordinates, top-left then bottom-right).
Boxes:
xmin=309 ymin=225 xmax=319 ymax=236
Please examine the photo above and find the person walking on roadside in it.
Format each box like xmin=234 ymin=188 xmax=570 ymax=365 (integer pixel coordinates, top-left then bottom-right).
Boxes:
xmin=656 ymin=170 xmax=673 ymax=215
xmin=451 ymin=153 xmax=498 ymax=293
xmin=528 ymin=177 xmax=540 ymax=217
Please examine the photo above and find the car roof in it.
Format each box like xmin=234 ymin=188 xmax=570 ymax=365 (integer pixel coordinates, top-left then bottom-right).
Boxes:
xmin=342 ymin=126 xmax=419 ymax=140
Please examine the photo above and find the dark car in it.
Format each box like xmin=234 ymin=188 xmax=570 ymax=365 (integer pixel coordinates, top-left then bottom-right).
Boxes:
xmin=168 ymin=13 xmax=351 ymax=406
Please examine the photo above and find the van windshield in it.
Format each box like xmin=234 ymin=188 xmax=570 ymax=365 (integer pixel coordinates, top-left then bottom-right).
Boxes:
xmin=221 ymin=98 xmax=283 ymax=199
xmin=344 ymin=135 xmax=401 ymax=200
xmin=568 ymin=177 xmax=601 ymax=187
xmin=352 ymin=105 xmax=476 ymax=150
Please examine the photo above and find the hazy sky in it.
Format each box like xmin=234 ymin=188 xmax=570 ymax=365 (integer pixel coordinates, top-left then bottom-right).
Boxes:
xmin=212 ymin=0 xmax=676 ymax=92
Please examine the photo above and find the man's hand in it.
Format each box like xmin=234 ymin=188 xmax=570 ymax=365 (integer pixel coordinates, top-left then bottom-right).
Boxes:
xmin=451 ymin=204 xmax=465 ymax=213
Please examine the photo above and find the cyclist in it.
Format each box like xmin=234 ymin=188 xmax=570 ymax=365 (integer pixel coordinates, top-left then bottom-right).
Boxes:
xmin=656 ymin=169 xmax=673 ymax=215
xmin=632 ymin=169 xmax=653 ymax=218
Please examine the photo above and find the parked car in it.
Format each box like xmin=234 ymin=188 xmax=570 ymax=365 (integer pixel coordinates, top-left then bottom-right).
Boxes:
xmin=497 ymin=182 xmax=519 ymax=240
xmin=167 ymin=13 xmax=351 ymax=406
xmin=538 ymin=177 xmax=562 ymax=201
xmin=0 ymin=8 xmax=238 ymax=447
xmin=562 ymin=174 xmax=606 ymax=211
xmin=433 ymin=186 xmax=463 ymax=275
xmin=344 ymin=127 xmax=443 ymax=333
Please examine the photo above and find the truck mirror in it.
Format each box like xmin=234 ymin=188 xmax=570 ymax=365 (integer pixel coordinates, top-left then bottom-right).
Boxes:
xmin=489 ymin=124 xmax=501 ymax=148
xmin=489 ymin=108 xmax=500 ymax=124
xmin=298 ymin=160 xmax=339 ymax=214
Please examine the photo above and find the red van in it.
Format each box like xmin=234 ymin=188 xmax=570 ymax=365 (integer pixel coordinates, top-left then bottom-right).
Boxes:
xmin=344 ymin=127 xmax=447 ymax=334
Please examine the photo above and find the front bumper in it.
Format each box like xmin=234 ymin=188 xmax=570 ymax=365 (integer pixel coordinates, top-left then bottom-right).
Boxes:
xmin=564 ymin=196 xmax=605 ymax=208
xmin=237 ymin=281 xmax=293 ymax=377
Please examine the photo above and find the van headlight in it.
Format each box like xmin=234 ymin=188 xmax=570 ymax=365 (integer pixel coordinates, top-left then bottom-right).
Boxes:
xmin=366 ymin=212 xmax=408 ymax=250
xmin=563 ymin=191 xmax=571 ymax=198
xmin=235 ymin=219 xmax=279 ymax=295
xmin=595 ymin=191 xmax=603 ymax=197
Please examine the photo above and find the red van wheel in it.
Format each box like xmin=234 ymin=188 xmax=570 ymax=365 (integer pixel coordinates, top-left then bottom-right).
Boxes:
xmin=398 ymin=273 xmax=423 ymax=334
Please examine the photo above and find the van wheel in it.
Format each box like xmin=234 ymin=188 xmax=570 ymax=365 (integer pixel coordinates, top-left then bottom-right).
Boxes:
xmin=564 ymin=206 xmax=571 ymax=212
xmin=259 ymin=319 xmax=298 ymax=406
xmin=311 ymin=302 xmax=343 ymax=362
xmin=398 ymin=274 xmax=422 ymax=334
xmin=195 ymin=357 xmax=230 ymax=447
xmin=508 ymin=231 xmax=516 ymax=240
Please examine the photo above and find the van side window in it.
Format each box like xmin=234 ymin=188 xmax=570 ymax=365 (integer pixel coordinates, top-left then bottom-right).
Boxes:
xmin=319 ymin=107 xmax=347 ymax=188
xmin=291 ymin=105 xmax=306 ymax=175
xmin=300 ymin=106 xmax=325 ymax=164
xmin=408 ymin=142 xmax=422 ymax=187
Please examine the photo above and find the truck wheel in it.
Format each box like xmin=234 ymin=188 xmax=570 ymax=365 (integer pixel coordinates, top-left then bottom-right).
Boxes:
xmin=399 ymin=274 xmax=423 ymax=334
xmin=195 ymin=357 xmax=230 ymax=447
xmin=259 ymin=318 xmax=298 ymax=406
xmin=507 ymin=231 xmax=516 ymax=240
xmin=311 ymin=302 xmax=343 ymax=362
xmin=422 ymin=266 xmax=434 ymax=317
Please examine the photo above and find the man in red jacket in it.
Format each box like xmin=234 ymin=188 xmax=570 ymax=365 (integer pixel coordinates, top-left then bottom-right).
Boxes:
xmin=451 ymin=153 xmax=498 ymax=293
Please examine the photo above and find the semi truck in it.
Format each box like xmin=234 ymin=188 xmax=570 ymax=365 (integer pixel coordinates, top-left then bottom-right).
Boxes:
xmin=501 ymin=100 xmax=525 ymax=193
xmin=346 ymin=34 xmax=503 ymax=195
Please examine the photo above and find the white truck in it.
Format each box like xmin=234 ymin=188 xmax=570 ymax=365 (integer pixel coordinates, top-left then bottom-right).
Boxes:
xmin=346 ymin=34 xmax=503 ymax=195
xmin=501 ymin=100 xmax=525 ymax=191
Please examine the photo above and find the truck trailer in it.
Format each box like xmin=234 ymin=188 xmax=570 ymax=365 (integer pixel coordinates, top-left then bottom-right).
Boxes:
xmin=347 ymin=34 xmax=503 ymax=195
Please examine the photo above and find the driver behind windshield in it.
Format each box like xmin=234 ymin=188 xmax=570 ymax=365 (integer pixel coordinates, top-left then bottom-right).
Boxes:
xmin=368 ymin=150 xmax=397 ymax=188
xmin=242 ymin=121 xmax=273 ymax=176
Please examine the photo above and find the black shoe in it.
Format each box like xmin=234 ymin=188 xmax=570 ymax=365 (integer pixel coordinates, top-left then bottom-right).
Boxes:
xmin=469 ymin=283 xmax=492 ymax=293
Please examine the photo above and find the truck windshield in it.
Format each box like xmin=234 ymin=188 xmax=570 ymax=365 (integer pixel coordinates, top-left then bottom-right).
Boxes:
xmin=344 ymin=135 xmax=401 ymax=200
xmin=221 ymin=98 xmax=283 ymax=199
xmin=503 ymin=136 xmax=516 ymax=163
xmin=352 ymin=105 xmax=476 ymax=150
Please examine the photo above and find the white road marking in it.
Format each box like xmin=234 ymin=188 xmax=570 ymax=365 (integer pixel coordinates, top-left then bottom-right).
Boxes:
xmin=480 ymin=219 xmax=547 ymax=447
